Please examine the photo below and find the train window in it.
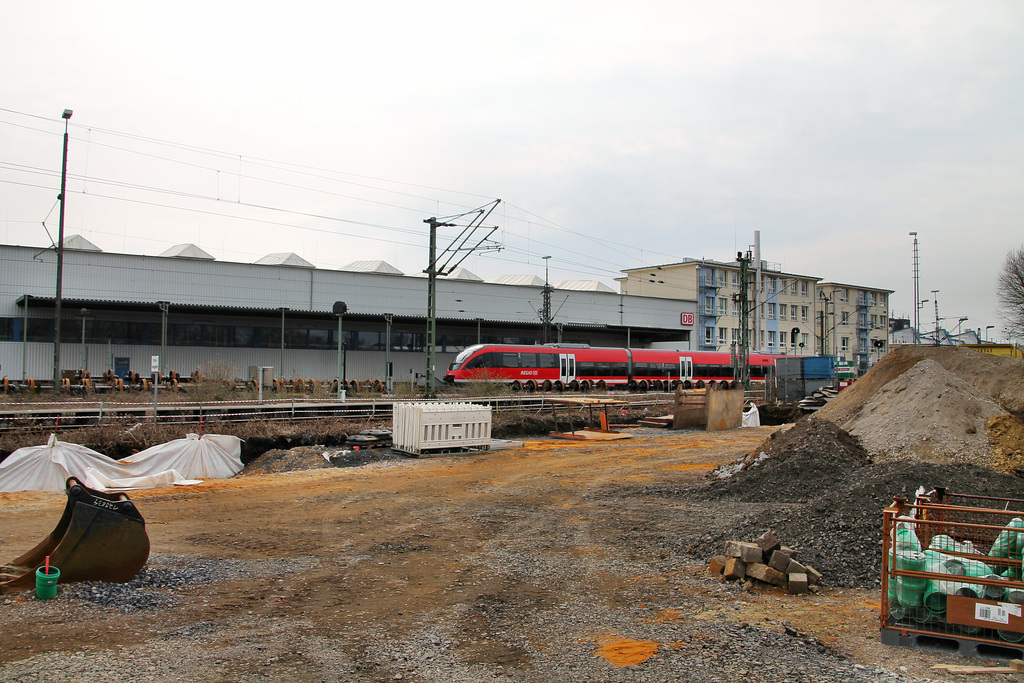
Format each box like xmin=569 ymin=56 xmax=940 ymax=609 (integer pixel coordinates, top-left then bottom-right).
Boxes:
xmin=464 ymin=353 xmax=496 ymax=370
xmin=612 ymin=363 xmax=627 ymax=376
xmin=538 ymin=353 xmax=558 ymax=369
xmin=501 ymin=353 xmax=519 ymax=368
xmin=577 ymin=361 xmax=596 ymax=375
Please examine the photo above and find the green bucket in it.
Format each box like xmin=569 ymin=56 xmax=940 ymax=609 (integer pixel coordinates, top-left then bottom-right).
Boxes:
xmin=35 ymin=566 xmax=60 ymax=600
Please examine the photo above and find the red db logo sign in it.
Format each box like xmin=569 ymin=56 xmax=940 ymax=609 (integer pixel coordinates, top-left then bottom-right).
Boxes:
xmin=680 ymin=312 xmax=694 ymax=326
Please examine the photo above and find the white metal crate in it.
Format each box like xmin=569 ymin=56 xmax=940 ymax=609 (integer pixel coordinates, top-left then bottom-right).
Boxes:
xmin=392 ymin=402 xmax=492 ymax=455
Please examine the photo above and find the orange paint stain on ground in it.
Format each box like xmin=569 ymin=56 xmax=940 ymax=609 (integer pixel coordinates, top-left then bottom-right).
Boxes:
xmin=662 ymin=463 xmax=716 ymax=471
xmin=595 ymin=635 xmax=659 ymax=667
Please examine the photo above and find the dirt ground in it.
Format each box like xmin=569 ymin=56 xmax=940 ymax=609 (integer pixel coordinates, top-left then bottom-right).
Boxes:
xmin=1 ymin=425 xmax=1013 ymax=682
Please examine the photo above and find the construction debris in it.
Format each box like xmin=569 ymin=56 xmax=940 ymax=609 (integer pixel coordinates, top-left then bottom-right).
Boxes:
xmin=709 ymin=530 xmax=822 ymax=595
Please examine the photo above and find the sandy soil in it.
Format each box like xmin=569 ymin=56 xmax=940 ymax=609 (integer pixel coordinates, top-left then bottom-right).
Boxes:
xmin=0 ymin=425 xmax=1009 ymax=682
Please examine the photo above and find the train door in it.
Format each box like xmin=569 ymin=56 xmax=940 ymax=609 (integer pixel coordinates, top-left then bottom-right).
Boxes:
xmin=559 ymin=354 xmax=576 ymax=383
xmin=679 ymin=357 xmax=693 ymax=383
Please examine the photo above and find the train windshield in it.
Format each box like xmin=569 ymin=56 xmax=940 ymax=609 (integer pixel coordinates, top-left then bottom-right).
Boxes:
xmin=448 ymin=345 xmax=485 ymax=372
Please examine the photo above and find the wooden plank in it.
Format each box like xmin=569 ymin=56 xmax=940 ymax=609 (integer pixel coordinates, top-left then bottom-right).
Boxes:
xmin=549 ymin=429 xmax=632 ymax=441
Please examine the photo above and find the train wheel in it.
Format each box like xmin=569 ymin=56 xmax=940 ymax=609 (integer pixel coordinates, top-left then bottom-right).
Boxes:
xmin=596 ymin=380 xmax=606 ymax=390
xmin=579 ymin=380 xmax=591 ymax=393
xmin=683 ymin=380 xmax=692 ymax=390
xmin=569 ymin=380 xmax=579 ymax=392
xmin=373 ymin=379 xmax=384 ymax=393
xmin=627 ymin=379 xmax=638 ymax=392
xmin=696 ymin=380 xmax=705 ymax=389
xmin=720 ymin=380 xmax=731 ymax=390
xmin=349 ymin=379 xmax=360 ymax=393
xmin=542 ymin=380 xmax=553 ymax=392
xmin=524 ymin=379 xmax=537 ymax=392
xmin=638 ymin=380 xmax=649 ymax=392
xmin=2 ymin=377 xmax=8 ymax=393
xmin=553 ymin=380 xmax=564 ymax=392
xmin=511 ymin=380 xmax=523 ymax=392
xmin=730 ymin=380 xmax=739 ymax=389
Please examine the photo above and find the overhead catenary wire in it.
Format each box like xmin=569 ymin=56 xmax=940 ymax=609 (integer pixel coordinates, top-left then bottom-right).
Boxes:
xmin=0 ymin=107 xmax=690 ymax=278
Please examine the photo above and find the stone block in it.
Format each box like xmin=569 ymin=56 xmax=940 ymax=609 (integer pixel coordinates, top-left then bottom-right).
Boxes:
xmin=709 ymin=555 xmax=727 ymax=574
xmin=788 ymin=572 xmax=809 ymax=594
xmin=781 ymin=546 xmax=799 ymax=560
xmin=724 ymin=541 xmax=763 ymax=563
xmin=755 ymin=530 xmax=781 ymax=556
xmin=769 ymin=549 xmax=793 ymax=573
xmin=805 ymin=565 xmax=823 ymax=586
xmin=786 ymin=558 xmax=807 ymax=575
xmin=723 ymin=557 xmax=747 ymax=581
xmin=746 ymin=562 xmax=786 ymax=586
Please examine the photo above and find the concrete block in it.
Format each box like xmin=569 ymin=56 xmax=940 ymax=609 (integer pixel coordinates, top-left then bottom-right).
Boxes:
xmin=723 ymin=557 xmax=747 ymax=581
xmin=788 ymin=572 xmax=809 ymax=594
xmin=781 ymin=546 xmax=799 ymax=560
xmin=755 ymin=530 xmax=781 ymax=555
xmin=746 ymin=562 xmax=786 ymax=586
xmin=709 ymin=555 xmax=727 ymax=574
xmin=769 ymin=549 xmax=793 ymax=573
xmin=724 ymin=541 xmax=762 ymax=562
xmin=805 ymin=565 xmax=822 ymax=586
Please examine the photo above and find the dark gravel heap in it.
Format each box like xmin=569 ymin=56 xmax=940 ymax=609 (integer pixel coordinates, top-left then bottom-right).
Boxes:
xmin=59 ymin=554 xmax=318 ymax=612
xmin=643 ymin=419 xmax=1024 ymax=588
xmin=241 ymin=445 xmax=405 ymax=474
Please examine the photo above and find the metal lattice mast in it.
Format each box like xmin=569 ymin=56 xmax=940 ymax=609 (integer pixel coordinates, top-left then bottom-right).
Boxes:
xmin=910 ymin=232 xmax=920 ymax=344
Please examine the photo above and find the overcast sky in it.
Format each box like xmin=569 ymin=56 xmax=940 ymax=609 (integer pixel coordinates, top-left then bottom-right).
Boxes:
xmin=2 ymin=1 xmax=1022 ymax=340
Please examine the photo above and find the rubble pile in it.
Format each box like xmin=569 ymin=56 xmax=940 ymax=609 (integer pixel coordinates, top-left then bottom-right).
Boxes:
xmin=708 ymin=530 xmax=822 ymax=594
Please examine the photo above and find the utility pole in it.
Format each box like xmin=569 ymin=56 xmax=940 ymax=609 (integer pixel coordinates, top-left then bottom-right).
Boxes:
xmin=541 ymin=256 xmax=552 ymax=344
xmin=53 ymin=108 xmax=73 ymax=390
xmin=910 ymin=232 xmax=920 ymax=344
xmin=735 ymin=250 xmax=751 ymax=390
xmin=931 ymin=290 xmax=940 ymax=345
xmin=423 ymin=199 xmax=501 ymax=399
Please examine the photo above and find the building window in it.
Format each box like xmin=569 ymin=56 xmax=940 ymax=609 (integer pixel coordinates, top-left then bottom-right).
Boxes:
xmin=731 ymin=328 xmax=740 ymax=342
xmin=841 ymin=311 xmax=850 ymax=326
xmin=731 ymin=272 xmax=739 ymax=288
xmin=790 ymin=281 xmax=797 ymax=295
xmin=731 ymin=299 xmax=740 ymax=316
xmin=801 ymin=333 xmax=809 ymax=349
xmin=801 ymin=281 xmax=809 ymax=296
xmin=704 ymin=296 xmax=715 ymax=314
xmin=766 ymin=277 xmax=777 ymax=294
xmin=704 ymin=327 xmax=714 ymax=345
xmin=718 ymin=272 xmax=727 ymax=287
xmin=801 ymin=305 xmax=808 ymax=322
xmin=767 ymin=303 xmax=776 ymax=320
xmin=839 ymin=288 xmax=848 ymax=302
xmin=718 ymin=327 xmax=727 ymax=344
xmin=767 ymin=330 xmax=776 ymax=348
xmin=718 ymin=297 xmax=728 ymax=316
xmin=841 ymin=337 xmax=849 ymax=352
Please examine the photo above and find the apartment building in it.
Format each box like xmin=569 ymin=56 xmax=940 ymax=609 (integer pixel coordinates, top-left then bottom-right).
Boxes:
xmin=817 ymin=281 xmax=892 ymax=372
xmin=618 ymin=259 xmax=821 ymax=356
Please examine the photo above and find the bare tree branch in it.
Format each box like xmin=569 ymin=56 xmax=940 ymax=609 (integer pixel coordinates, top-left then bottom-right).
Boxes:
xmin=997 ymin=245 xmax=1024 ymax=340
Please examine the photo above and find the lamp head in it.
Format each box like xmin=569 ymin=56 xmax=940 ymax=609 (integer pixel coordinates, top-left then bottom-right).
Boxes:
xmin=62 ymin=109 xmax=73 ymax=120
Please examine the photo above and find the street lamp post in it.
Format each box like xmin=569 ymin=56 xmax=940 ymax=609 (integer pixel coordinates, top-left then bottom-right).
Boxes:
xmin=986 ymin=325 xmax=995 ymax=342
xmin=333 ymin=302 xmax=347 ymax=400
xmin=157 ymin=301 xmax=170 ymax=379
xmin=278 ymin=307 xmax=288 ymax=379
xmin=52 ymin=108 xmax=73 ymax=390
xmin=79 ymin=308 xmax=89 ymax=373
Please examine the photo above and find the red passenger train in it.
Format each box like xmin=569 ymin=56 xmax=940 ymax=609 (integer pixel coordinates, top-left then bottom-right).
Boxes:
xmin=445 ymin=344 xmax=780 ymax=392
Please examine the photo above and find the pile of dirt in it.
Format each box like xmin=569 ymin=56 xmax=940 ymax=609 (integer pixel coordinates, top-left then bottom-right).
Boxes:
xmin=702 ymin=418 xmax=871 ymax=502
xmin=240 ymin=445 xmax=404 ymax=475
xmin=838 ymin=358 xmax=1005 ymax=465
xmin=815 ymin=346 xmax=1024 ymax=467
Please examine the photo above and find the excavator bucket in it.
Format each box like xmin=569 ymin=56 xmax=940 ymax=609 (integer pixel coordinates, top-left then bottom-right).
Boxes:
xmin=0 ymin=477 xmax=150 ymax=594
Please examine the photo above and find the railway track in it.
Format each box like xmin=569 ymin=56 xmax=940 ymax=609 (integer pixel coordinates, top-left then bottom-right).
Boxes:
xmin=0 ymin=394 xmax=674 ymax=431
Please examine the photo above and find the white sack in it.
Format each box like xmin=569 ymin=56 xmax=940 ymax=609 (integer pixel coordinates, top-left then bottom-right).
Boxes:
xmin=120 ymin=433 xmax=243 ymax=480
xmin=0 ymin=434 xmax=132 ymax=493
xmin=741 ymin=404 xmax=761 ymax=428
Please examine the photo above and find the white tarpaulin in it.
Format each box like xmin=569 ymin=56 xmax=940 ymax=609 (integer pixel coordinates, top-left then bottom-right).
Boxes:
xmin=120 ymin=433 xmax=243 ymax=480
xmin=0 ymin=434 xmax=132 ymax=493
xmin=83 ymin=467 xmax=202 ymax=492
